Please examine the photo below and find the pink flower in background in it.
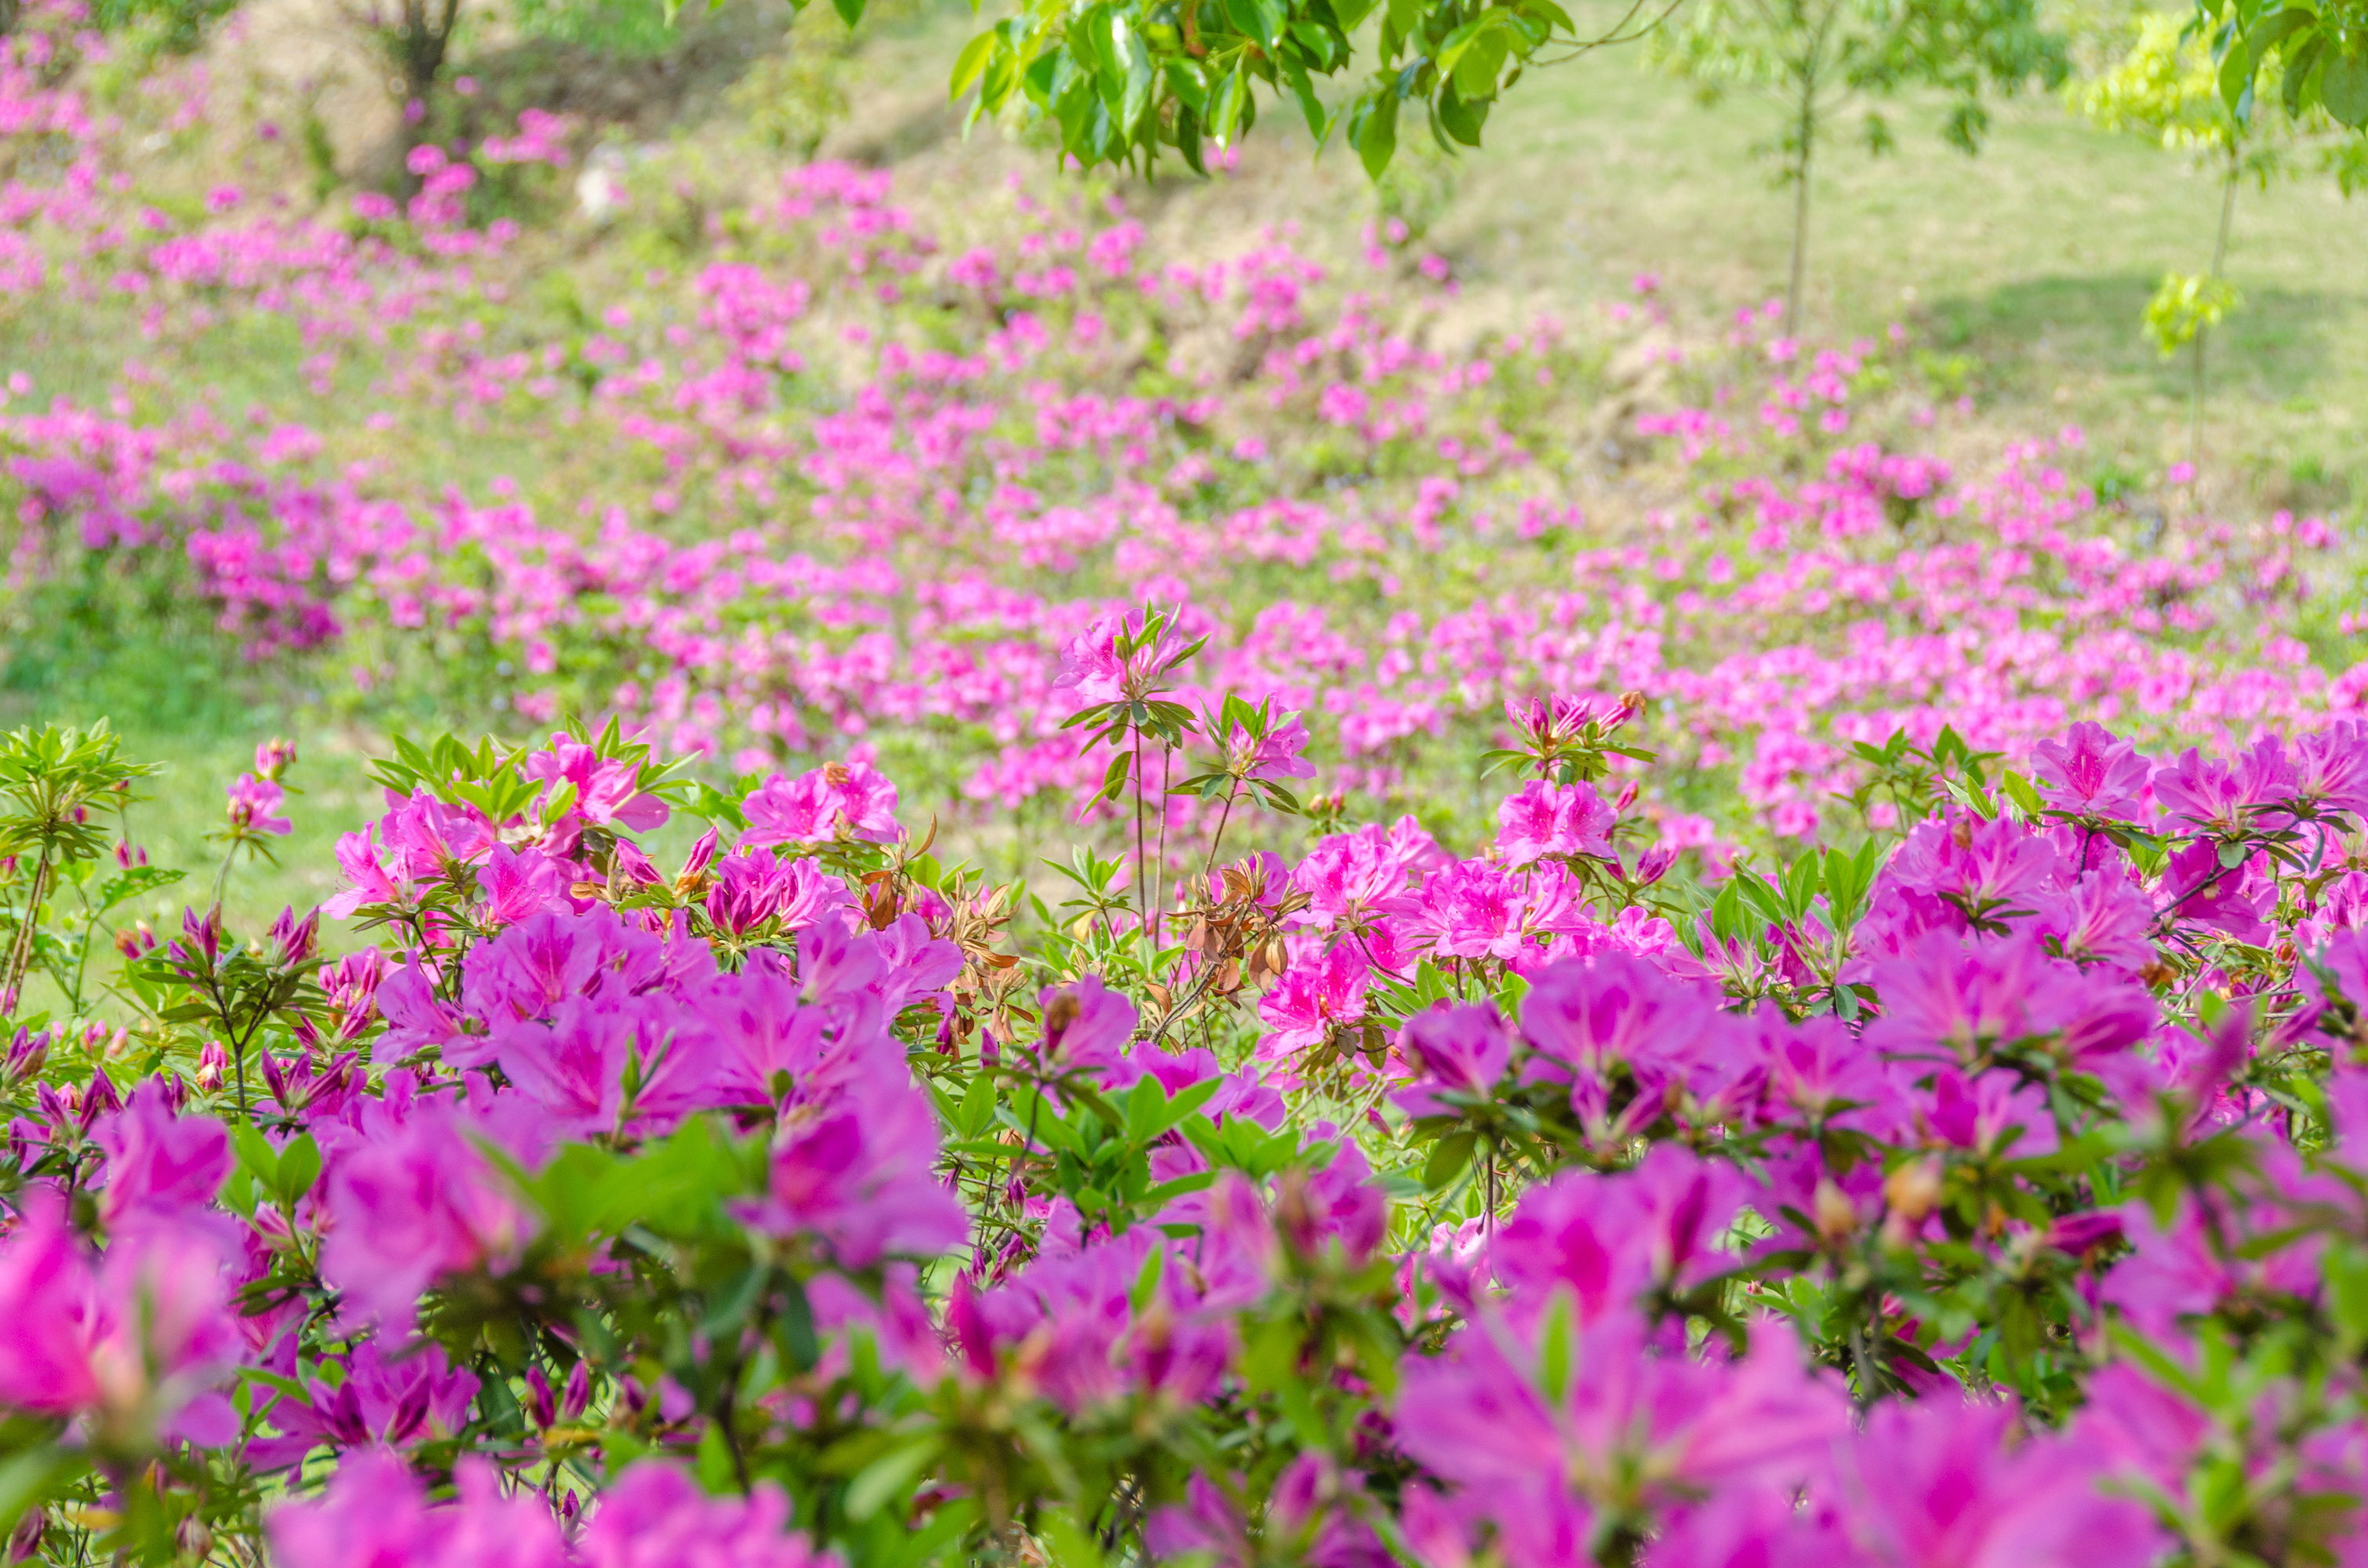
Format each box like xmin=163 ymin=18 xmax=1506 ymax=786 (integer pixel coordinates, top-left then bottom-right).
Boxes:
xmin=225 ymin=772 xmax=289 ymax=836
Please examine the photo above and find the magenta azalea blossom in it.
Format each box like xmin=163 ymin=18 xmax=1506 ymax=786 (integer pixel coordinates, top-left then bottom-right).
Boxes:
xmin=577 ymin=1462 xmax=837 ymax=1568
xmin=224 ymin=771 xmax=290 ymax=836
xmin=1496 ymin=778 xmax=1619 ymax=866
xmin=2030 ymin=720 xmax=2152 ymax=820
xmin=267 ymin=1450 xmax=567 ymax=1568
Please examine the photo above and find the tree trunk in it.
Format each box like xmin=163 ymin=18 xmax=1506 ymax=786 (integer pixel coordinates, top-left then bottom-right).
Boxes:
xmin=1785 ymin=108 xmax=1813 ymax=339
xmin=2188 ymin=158 xmax=2239 ymax=477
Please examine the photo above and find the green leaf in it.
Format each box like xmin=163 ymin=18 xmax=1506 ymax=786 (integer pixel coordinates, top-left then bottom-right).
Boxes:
xmin=1226 ymin=0 xmax=1284 ymax=49
xmin=1211 ymin=63 xmax=1249 ymax=146
xmin=1422 ymin=1128 xmax=1476 ymax=1189
xmin=950 ymin=31 xmax=997 ymax=99
xmin=2283 ymin=33 xmax=2325 ymax=114
xmin=2246 ymin=7 xmax=2316 ymax=74
xmin=0 ymin=1446 xmax=86 ymax=1541
xmin=1355 ymin=88 xmax=1399 ymax=178
xmin=1129 ymin=1246 xmax=1166 ymax=1315
xmin=229 ymin=1120 xmax=280 ymax=1188
xmin=1535 ymin=1288 xmax=1576 ymax=1404
xmin=845 ymin=1437 xmax=942 ymax=1520
xmin=1453 ymin=28 xmax=1507 ymax=100
xmin=1164 ymin=56 xmax=1210 ymax=114
xmin=2324 ymin=44 xmax=2368 ymax=126
xmin=2218 ymin=34 xmax=2256 ymax=112
xmin=1038 ymin=1506 xmax=1106 ymax=1568
xmin=1998 ymin=769 xmax=2043 ymax=818
xmin=96 ymin=866 xmax=183 ymax=913
xmin=957 ymin=1073 xmax=997 ymax=1138
xmin=1282 ymin=57 xmax=1327 ymax=139
xmin=830 ymin=0 xmax=865 ymax=29
xmin=276 ymin=1134 xmax=321 ymax=1207
xmin=1096 ymin=749 xmax=1132 ymax=803
xmin=776 ymin=1274 xmax=820 ymax=1370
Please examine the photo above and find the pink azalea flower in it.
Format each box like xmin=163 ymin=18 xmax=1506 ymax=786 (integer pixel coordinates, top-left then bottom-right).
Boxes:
xmin=1495 ymin=778 xmax=1618 ymax=866
xmin=1037 ymin=974 xmax=1138 ymax=1072
xmin=1393 ymin=1000 xmax=1513 ymax=1119
xmin=738 ymin=1068 xmax=965 ymax=1268
xmin=1256 ymin=944 xmax=1368 ymax=1059
xmin=225 ymin=772 xmax=291 ymax=836
xmin=742 ymin=761 xmax=901 ymax=846
xmin=246 ymin=1337 xmax=480 ymax=1470
xmin=2030 ymin=720 xmax=2150 ymax=820
xmin=267 ymin=1450 xmax=568 ymax=1568
xmin=318 ymin=1102 xmax=539 ymax=1331
xmin=91 ymin=1080 xmax=231 ymax=1225
xmin=1832 ymin=1398 xmax=2166 ymax=1568
xmin=2156 ymin=840 xmax=2274 ymax=946
xmin=1226 ymin=713 xmax=1316 ymax=781
xmin=521 ymin=732 xmax=670 ymax=834
xmin=576 ymin=1461 xmax=837 ymax=1568
xmin=0 ymin=1196 xmax=239 ymax=1443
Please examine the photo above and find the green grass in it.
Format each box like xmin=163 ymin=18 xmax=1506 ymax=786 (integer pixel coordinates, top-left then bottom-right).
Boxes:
xmin=1380 ymin=41 xmax=2365 ymax=506
xmin=820 ymin=1 xmax=2366 ymax=505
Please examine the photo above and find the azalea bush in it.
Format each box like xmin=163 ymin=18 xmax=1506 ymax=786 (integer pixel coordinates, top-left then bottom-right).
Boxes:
xmin=10 ymin=680 xmax=2368 ymax=1567
xmin=11 ymin=2 xmax=2368 ymax=1564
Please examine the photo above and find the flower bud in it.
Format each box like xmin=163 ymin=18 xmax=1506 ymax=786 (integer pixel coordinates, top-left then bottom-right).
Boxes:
xmin=8 ymin=1504 xmax=44 ymax=1563
xmin=78 ymin=1069 xmax=121 ymax=1131
xmin=676 ymin=826 xmax=721 ymax=889
xmin=181 ymin=906 xmax=221 ymax=966
xmin=267 ymin=906 xmax=321 ymax=967
xmin=1812 ymin=1178 xmax=1858 ymax=1244
xmin=1883 ymin=1158 xmax=1944 ymax=1225
xmin=525 ymin=1365 xmax=557 ymax=1428
xmin=255 ymin=737 xmax=298 ymax=781
xmin=561 ymin=1359 xmax=590 ymax=1421
xmin=195 ymin=1041 xmax=229 ymax=1092
xmin=609 ymin=838 xmax=662 ymax=889
xmin=2 ymin=1027 xmax=48 ymax=1087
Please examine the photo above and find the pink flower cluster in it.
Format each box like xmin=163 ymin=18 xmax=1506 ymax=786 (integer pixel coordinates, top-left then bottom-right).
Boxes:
xmin=0 ymin=706 xmax=2362 ymax=1563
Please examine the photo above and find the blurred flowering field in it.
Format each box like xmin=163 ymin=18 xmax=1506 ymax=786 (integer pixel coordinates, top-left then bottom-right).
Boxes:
xmin=8 ymin=2 xmax=2368 ymax=1566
